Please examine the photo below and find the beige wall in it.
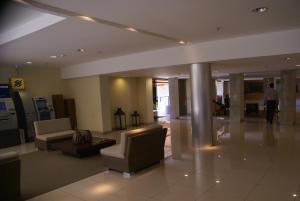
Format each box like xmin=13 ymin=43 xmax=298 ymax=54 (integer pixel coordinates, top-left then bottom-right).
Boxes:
xmin=0 ymin=66 xmax=64 ymax=97
xmin=109 ymin=77 xmax=154 ymax=128
xmin=1 ymin=66 xmax=154 ymax=131
xmin=109 ymin=77 xmax=139 ymax=128
xmin=64 ymin=76 xmax=103 ymax=132
xmin=137 ymin=78 xmax=154 ymax=123
xmin=23 ymin=67 xmax=65 ymax=97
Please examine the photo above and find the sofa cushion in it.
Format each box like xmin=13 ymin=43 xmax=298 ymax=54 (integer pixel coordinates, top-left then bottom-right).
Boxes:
xmin=125 ymin=124 xmax=163 ymax=136
xmin=100 ymin=144 xmax=125 ymax=159
xmin=36 ymin=130 xmax=75 ymax=141
xmin=118 ymin=124 xmax=163 ymax=156
xmin=34 ymin=118 xmax=72 ymax=135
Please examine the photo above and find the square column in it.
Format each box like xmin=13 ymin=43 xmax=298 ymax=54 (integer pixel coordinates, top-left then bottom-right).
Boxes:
xmin=168 ymin=78 xmax=180 ymax=119
xmin=229 ymin=73 xmax=244 ymax=122
xmin=280 ymin=70 xmax=296 ymax=125
xmin=99 ymin=76 xmax=112 ymax=132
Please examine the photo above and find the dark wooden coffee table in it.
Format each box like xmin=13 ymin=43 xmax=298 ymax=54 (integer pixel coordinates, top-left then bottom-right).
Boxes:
xmin=52 ymin=137 xmax=116 ymax=158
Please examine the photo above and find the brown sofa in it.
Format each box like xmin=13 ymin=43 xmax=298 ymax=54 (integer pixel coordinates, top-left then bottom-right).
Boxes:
xmin=0 ymin=152 xmax=21 ymax=201
xmin=100 ymin=124 xmax=167 ymax=174
xmin=34 ymin=118 xmax=76 ymax=150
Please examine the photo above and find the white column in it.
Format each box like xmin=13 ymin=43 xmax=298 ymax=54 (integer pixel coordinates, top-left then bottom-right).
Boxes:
xmin=137 ymin=78 xmax=154 ymax=123
xmin=211 ymin=78 xmax=216 ymax=115
xmin=280 ymin=70 xmax=296 ymax=125
xmin=168 ymin=78 xmax=180 ymax=119
xmin=229 ymin=73 xmax=244 ymax=122
xmin=190 ymin=63 xmax=212 ymax=147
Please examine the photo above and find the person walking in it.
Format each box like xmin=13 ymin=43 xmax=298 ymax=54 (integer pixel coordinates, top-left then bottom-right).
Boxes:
xmin=264 ymin=83 xmax=278 ymax=124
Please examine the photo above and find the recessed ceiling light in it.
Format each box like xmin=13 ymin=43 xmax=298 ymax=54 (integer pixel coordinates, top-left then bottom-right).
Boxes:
xmin=78 ymin=16 xmax=95 ymax=22
xmin=126 ymin=27 xmax=138 ymax=32
xmin=50 ymin=55 xmax=57 ymax=59
xmin=217 ymin=154 xmax=221 ymax=158
xmin=178 ymin=40 xmax=186 ymax=45
xmin=292 ymin=194 xmax=297 ymax=197
xmin=25 ymin=61 xmax=32 ymax=64
xmin=184 ymin=174 xmax=189 ymax=177
xmin=215 ymin=180 xmax=221 ymax=183
xmin=77 ymin=48 xmax=85 ymax=52
xmin=216 ymin=26 xmax=223 ymax=32
xmin=252 ymin=7 xmax=268 ymax=13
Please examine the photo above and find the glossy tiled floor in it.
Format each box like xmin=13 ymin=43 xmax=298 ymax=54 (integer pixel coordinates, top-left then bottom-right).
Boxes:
xmin=9 ymin=117 xmax=300 ymax=201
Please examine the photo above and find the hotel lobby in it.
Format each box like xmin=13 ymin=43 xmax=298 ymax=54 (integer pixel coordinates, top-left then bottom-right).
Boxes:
xmin=0 ymin=0 xmax=300 ymax=201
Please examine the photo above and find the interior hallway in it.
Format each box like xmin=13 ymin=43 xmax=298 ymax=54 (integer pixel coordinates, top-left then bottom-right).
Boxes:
xmin=21 ymin=117 xmax=300 ymax=201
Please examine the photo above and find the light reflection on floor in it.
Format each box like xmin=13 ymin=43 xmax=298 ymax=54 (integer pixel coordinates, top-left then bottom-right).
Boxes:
xmin=20 ymin=117 xmax=300 ymax=200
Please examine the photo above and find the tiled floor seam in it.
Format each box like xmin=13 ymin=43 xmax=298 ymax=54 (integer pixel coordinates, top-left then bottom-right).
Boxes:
xmin=243 ymin=164 xmax=273 ymax=201
xmin=59 ymin=188 xmax=89 ymax=201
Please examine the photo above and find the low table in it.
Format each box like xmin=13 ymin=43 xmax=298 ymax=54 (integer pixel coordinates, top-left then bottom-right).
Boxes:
xmin=52 ymin=137 xmax=116 ymax=158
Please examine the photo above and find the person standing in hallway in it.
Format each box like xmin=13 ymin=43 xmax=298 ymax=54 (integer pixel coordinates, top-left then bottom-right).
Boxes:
xmin=224 ymin=94 xmax=230 ymax=115
xmin=264 ymin=83 xmax=278 ymax=124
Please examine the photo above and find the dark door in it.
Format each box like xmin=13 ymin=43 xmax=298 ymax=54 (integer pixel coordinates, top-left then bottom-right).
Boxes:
xmin=178 ymin=79 xmax=187 ymax=116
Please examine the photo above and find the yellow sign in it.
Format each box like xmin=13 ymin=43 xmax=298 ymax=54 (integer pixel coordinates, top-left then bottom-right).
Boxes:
xmin=10 ymin=77 xmax=25 ymax=90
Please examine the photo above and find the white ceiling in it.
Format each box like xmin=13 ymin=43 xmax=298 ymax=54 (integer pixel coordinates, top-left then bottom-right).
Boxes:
xmin=36 ymin=0 xmax=300 ymax=42
xmin=0 ymin=0 xmax=299 ymax=74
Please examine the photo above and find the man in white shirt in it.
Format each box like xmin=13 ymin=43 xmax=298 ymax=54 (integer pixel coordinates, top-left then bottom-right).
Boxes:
xmin=264 ymin=83 xmax=278 ymax=124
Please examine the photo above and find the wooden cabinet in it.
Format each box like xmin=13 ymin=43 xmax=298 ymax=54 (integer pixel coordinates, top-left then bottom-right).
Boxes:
xmin=64 ymin=99 xmax=77 ymax=129
xmin=52 ymin=94 xmax=65 ymax=119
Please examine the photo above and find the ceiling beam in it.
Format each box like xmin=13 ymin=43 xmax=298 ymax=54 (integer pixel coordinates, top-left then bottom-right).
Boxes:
xmin=61 ymin=28 xmax=300 ymax=79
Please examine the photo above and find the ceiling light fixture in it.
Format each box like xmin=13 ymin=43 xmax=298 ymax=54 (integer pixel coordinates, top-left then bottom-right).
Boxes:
xmin=296 ymin=64 xmax=300 ymax=67
xmin=215 ymin=180 xmax=221 ymax=183
xmin=293 ymin=194 xmax=297 ymax=197
xmin=184 ymin=174 xmax=189 ymax=177
xmin=25 ymin=61 xmax=32 ymax=64
xmin=216 ymin=26 xmax=222 ymax=32
xmin=77 ymin=48 xmax=85 ymax=52
xmin=50 ymin=55 xmax=57 ymax=59
xmin=126 ymin=27 xmax=138 ymax=32
xmin=78 ymin=16 xmax=95 ymax=22
xmin=178 ymin=40 xmax=186 ymax=45
xmin=14 ymin=0 xmax=29 ymax=5
xmin=252 ymin=7 xmax=268 ymax=13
